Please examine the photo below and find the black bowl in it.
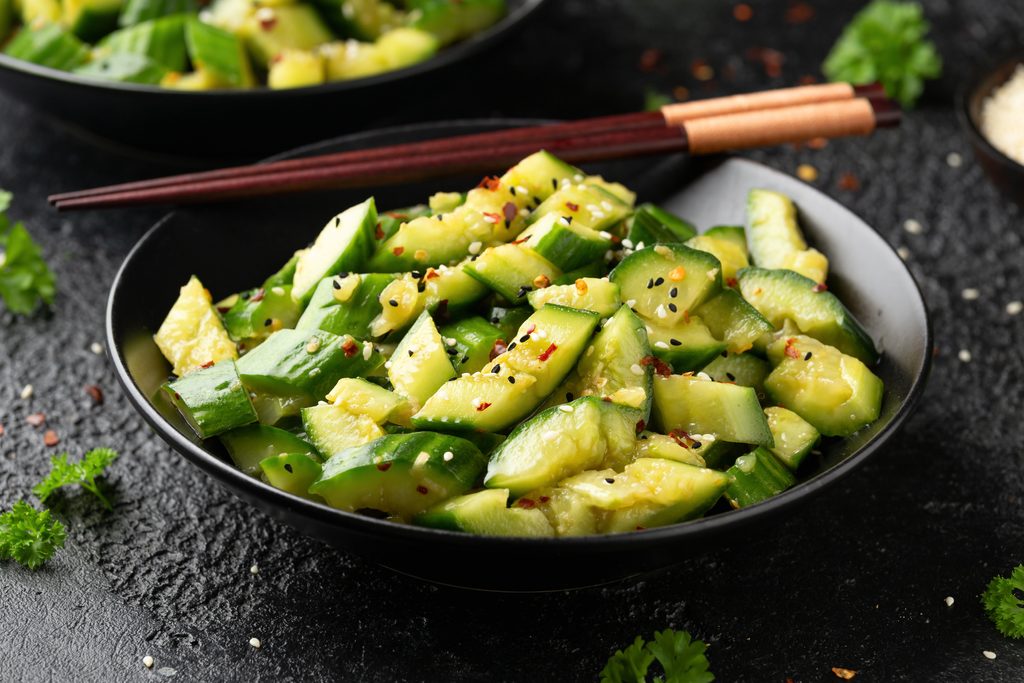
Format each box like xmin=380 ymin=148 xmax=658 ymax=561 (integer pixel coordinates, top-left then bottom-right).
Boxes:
xmin=0 ymin=0 xmax=545 ymax=157
xmin=107 ymin=120 xmax=932 ymax=592
xmin=958 ymin=53 xmax=1024 ymax=205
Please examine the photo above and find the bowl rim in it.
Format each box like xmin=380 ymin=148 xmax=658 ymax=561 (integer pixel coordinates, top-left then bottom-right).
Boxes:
xmin=0 ymin=0 xmax=546 ymax=98
xmin=956 ymin=51 xmax=1024 ymax=173
xmin=106 ymin=119 xmax=934 ymax=553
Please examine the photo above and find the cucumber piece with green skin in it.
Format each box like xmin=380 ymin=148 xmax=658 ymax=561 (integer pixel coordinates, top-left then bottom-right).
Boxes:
xmin=528 ymin=184 xmax=631 ymax=234
xmin=222 ymin=283 xmax=301 ymax=347
xmin=163 ymin=360 xmax=258 ymax=439
xmin=602 ymin=458 xmax=730 ymax=533
xmin=325 ymin=377 xmax=411 ymax=424
xmin=527 ymin=278 xmax=620 ymax=318
xmin=765 ymin=334 xmax=883 ymax=437
xmin=296 ymin=273 xmax=396 ymax=339
xmin=438 ymin=316 xmax=503 ymax=374
xmin=544 ymin=305 xmax=653 ymax=418
xmin=610 ymin=244 xmax=722 ymax=328
xmin=260 ymin=453 xmax=323 ymax=500
xmin=644 ymin=316 xmax=726 ymax=373
xmin=64 ymin=0 xmax=123 ymax=42
xmin=700 ymin=352 xmax=769 ymax=397
xmin=736 ymin=266 xmax=878 ymax=364
xmin=517 ymin=213 xmax=613 ymax=272
xmin=427 ymin=192 xmax=463 ymax=214
xmin=4 ymin=24 xmax=90 ymax=70
xmin=292 ymin=198 xmax=378 ymax=304
xmin=250 ymin=393 xmax=309 ymax=427
xmin=309 ymin=432 xmax=487 ymax=518
xmin=764 ymin=406 xmax=820 ymax=471
xmin=155 ymin=275 xmax=239 ymax=377
xmin=236 ymin=329 xmax=382 ymax=401
xmin=341 ymin=0 xmax=405 ymax=40
xmin=694 ymin=287 xmax=773 ymax=354
xmin=414 ymin=488 xmax=554 ymax=537
xmin=746 ymin=188 xmax=829 ymax=283
xmin=220 ymin=423 xmax=317 ymax=475
xmin=301 ymin=402 xmax=385 ymax=458
xmin=487 ymin=304 xmax=531 ymax=341
xmin=267 ymin=48 xmax=326 ymax=89
xmin=552 ymin=260 xmax=607 ymax=285
xmin=518 ymin=485 xmax=599 ymax=536
xmin=652 ymin=373 xmax=774 ymax=447
xmin=626 ymin=204 xmax=697 ymax=247
xmin=369 ymin=261 xmax=487 ymax=337
xmin=119 ymin=0 xmax=195 ymax=26
xmin=388 ymin=311 xmax=455 ymax=409
xmin=686 ymin=233 xmax=749 ymax=282
xmin=241 ymin=4 xmax=334 ymax=67
xmin=724 ymin=446 xmax=795 ymax=508
xmin=484 ymin=397 xmax=641 ymax=497
xmin=407 ymin=0 xmax=505 ymax=46
xmin=97 ymin=13 xmax=186 ymax=71
xmin=74 ymin=52 xmax=168 ymax=83
xmin=17 ymin=0 xmax=62 ymax=24
xmin=378 ymin=204 xmax=430 ymax=241
xmin=184 ymin=17 xmax=254 ymax=87
xmin=498 ymin=150 xmax=581 ymax=206
xmin=703 ymin=225 xmax=748 ymax=256
xmin=375 ymin=26 xmax=437 ymax=69
xmin=413 ymin=305 xmax=600 ymax=432
xmin=635 ymin=431 xmax=705 ymax=467
xmin=465 ymin=243 xmax=561 ymax=304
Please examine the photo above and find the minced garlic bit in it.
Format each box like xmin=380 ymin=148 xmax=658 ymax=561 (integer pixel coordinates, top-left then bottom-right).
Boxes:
xmin=958 ymin=349 xmax=972 ymax=363
xmin=19 ymin=384 xmax=33 ymax=400
xmin=468 ymin=241 xmax=483 ymax=255
xmin=944 ymin=596 xmax=954 ymax=607
xmin=983 ymin=650 xmax=997 ymax=660
xmin=305 ymin=338 xmax=321 ymax=354
xmin=143 ymin=655 xmax=154 ymax=669
xmin=250 ymin=638 xmax=262 ymax=649
xmin=654 ymin=245 xmax=673 ymax=257
xmin=250 ymin=564 xmax=259 ymax=575
xmin=1007 ymin=300 xmax=1023 ymax=315
xmin=90 ymin=342 xmax=104 ymax=355
xmin=961 ymin=288 xmax=980 ymax=301
xmin=532 ymin=274 xmax=551 ymax=289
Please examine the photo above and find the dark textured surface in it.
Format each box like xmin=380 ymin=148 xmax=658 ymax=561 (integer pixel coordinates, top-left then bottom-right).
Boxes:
xmin=1 ymin=0 xmax=1023 ymax=681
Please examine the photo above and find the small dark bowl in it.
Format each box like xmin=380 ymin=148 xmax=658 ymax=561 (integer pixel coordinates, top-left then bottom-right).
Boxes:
xmin=0 ymin=0 xmax=545 ymax=157
xmin=107 ymin=120 xmax=933 ymax=592
xmin=958 ymin=53 xmax=1024 ymax=205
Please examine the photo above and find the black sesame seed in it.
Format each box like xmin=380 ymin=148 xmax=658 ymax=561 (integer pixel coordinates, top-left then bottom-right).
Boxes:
xmin=725 ymin=372 xmax=736 ymax=381
xmin=332 ymin=280 xmax=341 ymax=290
xmin=417 ymin=282 xmax=426 ymax=293
xmin=692 ymin=441 xmax=702 ymax=449
xmin=565 ymin=392 xmax=574 ymax=401
xmin=338 ymin=272 xmax=349 ymax=279
xmin=388 ymin=299 xmax=399 ymax=307
xmin=492 ymin=364 xmax=501 ymax=373
xmin=284 ymin=463 xmax=294 ymax=473
xmin=668 ymin=303 xmax=678 ymax=313
xmin=551 ymin=178 xmax=557 ymax=190
xmin=604 ymin=478 xmax=615 ymax=484
xmin=646 ymin=278 xmax=654 ymax=289
xmin=804 ymin=352 xmax=813 ymax=361
xmin=564 ymin=216 xmax=573 ymax=225
xmin=508 ymin=376 xmax=516 ymax=384
xmin=721 ymin=351 xmax=729 ymax=357
xmin=670 ymin=338 xmax=681 ymax=346
xmin=520 ymin=334 xmax=530 ymax=343
xmin=411 ymin=271 xmax=422 ymax=279
xmin=446 ymin=348 xmax=457 ymax=356
xmin=669 ymin=287 xmax=678 ymax=297
xmin=334 ymin=217 xmax=340 ymax=227
xmin=490 ymin=317 xmax=500 ymax=324
xmin=517 ymin=286 xmax=531 ymax=298
xmin=508 ymin=342 xmax=517 ymax=350
xmin=408 ymin=350 xmax=415 ymax=357
xmin=264 ymin=318 xmax=272 ymax=327
xmin=461 ymin=356 xmax=469 ymax=364
xmin=510 ymin=187 xmax=517 ymax=196
xmin=654 ymin=277 xmax=664 ymax=286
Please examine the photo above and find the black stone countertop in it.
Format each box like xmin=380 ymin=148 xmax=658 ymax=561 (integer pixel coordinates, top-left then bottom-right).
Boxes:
xmin=2 ymin=1 xmax=1023 ymax=680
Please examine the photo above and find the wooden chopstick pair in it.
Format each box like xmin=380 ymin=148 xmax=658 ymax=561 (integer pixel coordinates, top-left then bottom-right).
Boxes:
xmin=49 ymin=82 xmax=896 ymax=211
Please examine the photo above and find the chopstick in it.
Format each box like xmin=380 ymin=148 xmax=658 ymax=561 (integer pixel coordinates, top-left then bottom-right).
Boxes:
xmin=51 ymin=84 xmax=896 ymax=211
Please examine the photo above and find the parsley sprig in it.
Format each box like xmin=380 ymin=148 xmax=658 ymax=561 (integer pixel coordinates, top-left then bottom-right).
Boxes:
xmin=823 ymin=0 xmax=942 ymax=108
xmin=0 ymin=501 xmax=67 ymax=570
xmin=983 ymin=565 xmax=1024 ymax=639
xmin=33 ymin=448 xmax=119 ymax=510
xmin=601 ymin=629 xmax=714 ymax=683
xmin=0 ymin=189 xmax=56 ymax=315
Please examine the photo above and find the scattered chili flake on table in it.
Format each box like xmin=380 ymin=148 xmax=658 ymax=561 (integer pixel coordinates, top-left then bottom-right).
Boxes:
xmin=797 ymin=164 xmax=819 ymax=182
xmin=26 ymin=413 xmax=46 ymax=427
xmin=838 ymin=172 xmax=861 ymax=191
xmin=84 ymin=385 xmax=104 ymax=405
xmin=799 ymin=74 xmax=818 ymax=85
xmin=807 ymin=136 xmax=828 ymax=149
xmin=733 ymin=3 xmax=752 ymax=21
xmin=639 ymin=48 xmax=663 ymax=72
xmin=831 ymin=667 xmax=857 ymax=680
xmin=43 ymin=430 xmax=59 ymax=447
xmin=785 ymin=2 xmax=815 ymax=24
xmin=0 ymin=424 xmax=5 ymax=437
xmin=673 ymin=85 xmax=690 ymax=101
xmin=691 ymin=59 xmax=715 ymax=81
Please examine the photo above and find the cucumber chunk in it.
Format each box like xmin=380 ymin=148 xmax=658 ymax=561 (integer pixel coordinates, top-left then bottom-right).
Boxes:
xmin=268 ymin=48 xmax=325 ymax=89
xmin=98 ymin=14 xmax=187 ymax=72
xmin=694 ymin=287 xmax=773 ymax=354
xmin=634 ymin=431 xmax=705 ymax=467
xmin=765 ymin=335 xmax=883 ymax=437
xmin=292 ymin=198 xmax=378 ymax=304
xmin=700 ymin=352 xmax=769 ymax=397
xmin=527 ymin=278 xmax=620 ymax=318
xmin=64 ymin=0 xmax=123 ymax=42
xmin=652 ymin=373 xmax=774 ymax=447
xmin=626 ymin=203 xmax=696 ymax=247
xmin=415 ymin=488 xmax=554 ymax=537
xmin=295 ymin=273 xmax=395 ymax=339
xmin=610 ymin=244 xmax=722 ymax=327
xmin=236 ymin=329 xmax=382 ymax=401
xmin=764 ymin=406 xmax=820 ymax=471
xmin=325 ymin=377 xmax=410 ymax=424
xmin=4 ymin=23 xmax=90 ymax=70
xmin=484 ymin=397 xmax=640 ymax=497
xmin=487 ymin=304 xmax=531 ymax=341
xmin=746 ymin=188 xmax=829 ymax=283
xmin=119 ymin=0 xmax=196 ymax=26
xmin=378 ymin=204 xmax=431 ymax=241
xmin=388 ymin=311 xmax=455 ymax=409
xmin=155 ymin=275 xmax=238 ymax=377
xmin=260 ymin=453 xmax=323 ymax=500
xmin=184 ymin=18 xmax=254 ymax=87
xmin=407 ymin=0 xmax=505 ymax=46
xmin=249 ymin=394 xmax=309 ymax=427
xmin=518 ymin=213 xmax=613 ymax=271
xmin=74 ymin=52 xmax=168 ymax=84
xmin=529 ymin=184 xmax=631 ymax=234
xmin=376 ymin=26 xmax=438 ymax=69
xmin=498 ymin=150 xmax=580 ymax=204
xmin=369 ymin=261 xmax=487 ymax=337
xmin=222 ymin=282 xmax=301 ymax=347
xmin=645 ymin=316 xmax=726 ymax=373
xmin=220 ymin=423 xmax=317 ymax=476
xmin=301 ymin=402 xmax=385 ymax=458
xmin=724 ymin=447 xmax=795 ymax=508
xmin=737 ymin=266 xmax=878 ymax=364
xmin=309 ymin=432 xmax=487 ymax=518
xmin=703 ymin=225 xmax=748 ymax=255
xmin=686 ymin=233 xmax=749 ymax=282
xmin=164 ymin=360 xmax=258 ymax=438
xmin=602 ymin=458 xmax=730 ymax=533
xmin=465 ymin=243 xmax=561 ymax=304
xmin=516 ymin=486 xmax=598 ymax=536
xmin=242 ymin=4 xmax=334 ymax=67
xmin=438 ymin=316 xmax=503 ymax=374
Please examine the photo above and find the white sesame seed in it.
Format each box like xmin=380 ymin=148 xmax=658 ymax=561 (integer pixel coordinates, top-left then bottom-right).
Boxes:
xmin=413 ymin=451 xmax=430 ymax=467
xmin=468 ymin=241 xmax=482 ymax=255
xmin=630 ymin=363 xmax=644 ymax=376
xmin=626 ymin=299 xmax=637 ymax=308
xmin=271 ymin=286 xmax=285 ymax=297
xmin=250 ymin=638 xmax=261 ymax=649
xmin=655 ymin=305 xmax=667 ymax=319
xmin=516 ymin=186 xmax=528 ymax=195
xmin=958 ymin=349 xmax=972 ymax=363
xmin=598 ymin=231 xmax=613 ymax=240
xmin=482 ymin=214 xmax=498 ymax=224
xmin=362 ymin=342 xmax=373 ymax=361
xmin=654 ymin=341 xmax=669 ymax=349
xmin=946 ymin=152 xmax=963 ymax=168
xmin=1007 ymin=300 xmax=1023 ymax=315
xmin=944 ymin=596 xmax=954 ymax=607
xmin=558 ymin=404 xmax=574 ymax=413
xmin=518 ymin=208 xmax=529 ymax=217
xmin=90 ymin=342 xmax=103 ymax=355
xmin=983 ymin=650 xmax=996 ymax=660
xmin=622 ymin=239 xmax=634 ymax=249
xmin=897 ymin=246 xmax=911 ymax=260
xmin=442 ymin=451 xmax=454 ymax=462
xmin=250 ymin=564 xmax=259 ymax=575
xmin=384 ymin=361 xmax=393 ymax=369
xmin=654 ymin=245 xmax=672 ymax=257
xmin=20 ymin=384 xmax=33 ymax=400
xmin=600 ymin=200 xmax=614 ymax=211
xmin=471 ymin=397 xmax=482 ymax=408
xmin=559 ymin=217 xmax=571 ymax=226
xmin=696 ymin=372 xmax=713 ymax=381
xmin=962 ymin=288 xmax=980 ymax=300
xmin=542 ymin=430 xmax=559 ymax=441
xmin=586 ymin=204 xmax=600 ymax=213
xmin=142 ymin=656 xmax=154 ymax=669
xmin=903 ymin=219 xmax=923 ymax=234
xmin=635 ymin=241 xmax=646 ymax=250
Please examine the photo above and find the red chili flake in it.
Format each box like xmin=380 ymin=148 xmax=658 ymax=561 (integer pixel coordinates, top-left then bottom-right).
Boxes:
xmin=785 ymin=2 xmax=815 ymax=24
xmin=517 ymin=498 xmax=536 ymax=509
xmin=799 ymin=74 xmax=818 ymax=85
xmin=838 ymin=172 xmax=861 ymax=191
xmin=489 ymin=339 xmax=508 ymax=361
xmin=216 ymin=305 xmax=232 ymax=314
xmin=392 ymin=246 xmax=405 ymax=256
xmin=726 ymin=277 xmax=739 ymax=288
xmin=376 ymin=463 xmax=392 ymax=472
xmin=201 ymin=360 xmax=215 ymax=369
xmin=482 ymin=211 xmax=502 ymax=224
xmin=610 ymin=234 xmax=622 ymax=244
xmin=250 ymin=288 xmax=265 ymax=303
xmin=539 ymin=495 xmax=550 ymax=503
xmin=812 ymin=282 xmax=828 ymax=293
xmin=0 ymin=424 xmax=4 ymax=437
xmin=502 ymin=201 xmax=518 ymax=224
xmin=537 ymin=343 xmax=558 ymax=362
xmin=424 ymin=267 xmax=440 ymax=280
xmin=640 ymin=355 xmax=673 ymax=377
xmin=807 ymin=136 xmax=828 ymax=150
xmin=635 ymin=526 xmax=646 ymax=531
xmin=683 ymin=309 xmax=691 ymax=324
xmin=270 ymin=53 xmax=284 ymax=65
xmin=342 ymin=339 xmax=359 ymax=358
xmin=784 ymin=338 xmax=800 ymax=359
xmin=639 ymin=48 xmax=663 ymax=72
xmin=416 ymin=485 xmax=429 ymax=495
xmin=386 ymin=212 xmax=409 ymax=220
xmin=511 ymin=236 xmax=530 ymax=245
xmin=84 ymin=384 xmax=104 ymax=405
xmin=26 ymin=413 xmax=46 ymax=427
xmin=733 ymin=3 xmax=753 ymax=21
xmin=691 ymin=59 xmax=714 ymax=81
xmin=635 ymin=418 xmax=646 ymax=434
xmin=43 ymin=430 xmax=59 ymax=447
xmin=374 ymin=223 xmax=385 ymax=239
xmin=259 ymin=14 xmax=277 ymax=30
xmin=523 ymin=323 xmax=536 ymax=336
xmin=669 ymin=430 xmax=691 ymax=447
xmin=477 ymin=175 xmax=501 ymax=191
xmin=565 ymin=202 xmax=579 ymax=212
xmin=476 ymin=402 xmax=492 ymax=412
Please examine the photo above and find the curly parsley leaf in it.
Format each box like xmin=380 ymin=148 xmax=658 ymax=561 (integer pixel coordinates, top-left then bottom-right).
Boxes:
xmin=0 ymin=500 xmax=67 ymax=569
xmin=601 ymin=630 xmax=714 ymax=683
xmin=822 ymin=0 xmax=942 ymax=108
xmin=33 ymin=448 xmax=119 ymax=510
xmin=0 ymin=191 xmax=56 ymax=315
xmin=983 ymin=565 xmax=1024 ymax=639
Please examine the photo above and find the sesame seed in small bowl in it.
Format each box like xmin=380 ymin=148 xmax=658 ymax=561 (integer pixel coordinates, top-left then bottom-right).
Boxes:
xmin=958 ymin=53 xmax=1024 ymax=205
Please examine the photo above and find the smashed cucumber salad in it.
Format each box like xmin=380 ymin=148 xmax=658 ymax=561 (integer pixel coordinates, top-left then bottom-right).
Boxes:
xmin=1 ymin=0 xmax=502 ymax=89
xmin=154 ymin=151 xmax=884 ymax=537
